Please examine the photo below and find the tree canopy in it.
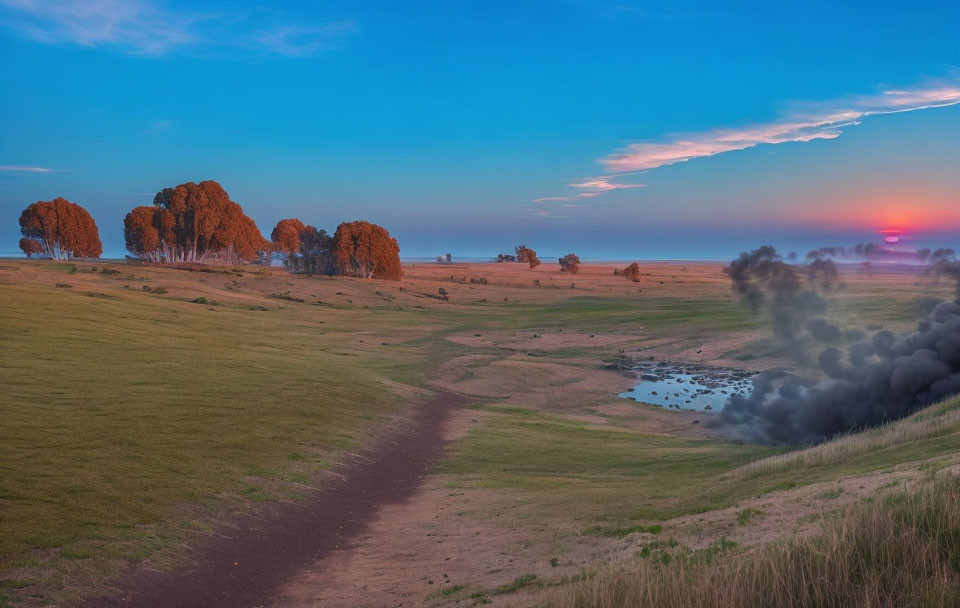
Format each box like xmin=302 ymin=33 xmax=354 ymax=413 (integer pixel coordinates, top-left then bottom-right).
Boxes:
xmin=559 ymin=253 xmax=581 ymax=273
xmin=617 ymin=262 xmax=641 ymax=281
xmin=331 ymin=221 xmax=402 ymax=280
xmin=515 ymin=245 xmax=541 ymax=268
xmin=19 ymin=198 xmax=102 ymax=260
xmin=271 ymin=218 xmax=308 ymax=255
xmin=124 ymin=180 xmax=270 ymax=263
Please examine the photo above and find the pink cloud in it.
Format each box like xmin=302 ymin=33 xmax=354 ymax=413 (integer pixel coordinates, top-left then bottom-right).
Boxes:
xmin=569 ymin=177 xmax=645 ymax=192
xmin=601 ymin=81 xmax=960 ymax=173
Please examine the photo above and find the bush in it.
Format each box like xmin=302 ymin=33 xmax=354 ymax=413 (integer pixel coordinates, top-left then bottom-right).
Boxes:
xmin=559 ymin=254 xmax=581 ymax=274
xmin=189 ymin=297 xmax=218 ymax=305
xmin=618 ymin=262 xmax=642 ymax=282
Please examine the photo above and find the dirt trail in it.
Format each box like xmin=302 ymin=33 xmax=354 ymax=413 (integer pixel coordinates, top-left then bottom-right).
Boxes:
xmin=82 ymin=389 xmax=469 ymax=608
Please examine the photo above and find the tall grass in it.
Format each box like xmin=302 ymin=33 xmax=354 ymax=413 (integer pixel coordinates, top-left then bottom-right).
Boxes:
xmin=542 ymin=475 xmax=960 ymax=608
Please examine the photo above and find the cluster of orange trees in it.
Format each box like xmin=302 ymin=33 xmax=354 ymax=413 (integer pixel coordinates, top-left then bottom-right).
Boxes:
xmin=18 ymin=197 xmax=103 ymax=259
xmin=17 ymin=180 xmax=403 ymax=281
xmin=497 ymin=245 xmax=541 ymax=268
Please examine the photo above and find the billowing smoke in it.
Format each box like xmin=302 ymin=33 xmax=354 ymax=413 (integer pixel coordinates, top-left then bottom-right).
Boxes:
xmin=725 ymin=246 xmax=840 ymax=355
xmin=918 ymin=248 xmax=956 ymax=264
xmin=807 ymin=243 xmax=955 ymax=264
xmin=718 ymin=247 xmax=960 ymax=445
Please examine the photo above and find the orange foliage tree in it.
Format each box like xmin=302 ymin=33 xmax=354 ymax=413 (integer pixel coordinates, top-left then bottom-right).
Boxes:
xmin=617 ymin=262 xmax=641 ymax=281
xmin=19 ymin=198 xmax=102 ymax=259
xmin=19 ymin=238 xmax=43 ymax=257
xmin=124 ymin=180 xmax=271 ymax=263
xmin=331 ymin=221 xmax=402 ymax=280
xmin=559 ymin=253 xmax=581 ymax=273
xmin=515 ymin=245 xmax=541 ymax=268
xmin=271 ymin=218 xmax=307 ymax=255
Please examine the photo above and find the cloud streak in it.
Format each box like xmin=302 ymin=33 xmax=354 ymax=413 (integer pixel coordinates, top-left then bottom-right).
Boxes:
xmin=0 ymin=165 xmax=52 ymax=173
xmin=601 ymin=82 xmax=960 ymax=172
xmin=569 ymin=176 xmax=645 ymax=198
xmin=0 ymin=0 xmax=356 ymax=56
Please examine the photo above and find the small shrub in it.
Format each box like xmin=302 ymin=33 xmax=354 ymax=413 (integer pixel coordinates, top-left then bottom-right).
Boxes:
xmin=54 ymin=283 xmax=72 ymax=289
xmin=269 ymin=292 xmax=305 ymax=303
xmin=736 ymin=508 xmax=763 ymax=525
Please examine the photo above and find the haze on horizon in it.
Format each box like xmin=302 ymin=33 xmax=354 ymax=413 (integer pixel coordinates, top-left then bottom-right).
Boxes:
xmin=2 ymin=0 xmax=960 ymax=260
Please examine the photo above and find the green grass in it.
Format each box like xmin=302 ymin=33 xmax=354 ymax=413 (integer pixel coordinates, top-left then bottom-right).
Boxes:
xmin=430 ymin=296 xmax=761 ymax=334
xmin=440 ymin=408 xmax=779 ymax=522
xmin=736 ymin=508 xmax=762 ymax=525
xmin=494 ymin=573 xmax=538 ymax=595
xmin=0 ymin=282 xmax=427 ymax=603
xmin=441 ymin=396 xmax=960 ymax=533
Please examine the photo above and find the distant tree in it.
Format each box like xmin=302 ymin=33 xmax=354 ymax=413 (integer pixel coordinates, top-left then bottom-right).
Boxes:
xmin=124 ymin=180 xmax=270 ymax=263
xmin=618 ymin=262 xmax=641 ymax=281
xmin=331 ymin=221 xmax=402 ymax=280
xmin=515 ymin=245 xmax=541 ymax=268
xmin=559 ymin=253 xmax=581 ymax=274
xmin=496 ymin=253 xmax=517 ymax=262
xmin=19 ymin=197 xmax=102 ymax=259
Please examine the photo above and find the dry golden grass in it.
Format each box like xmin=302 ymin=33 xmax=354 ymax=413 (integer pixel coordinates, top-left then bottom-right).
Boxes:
xmin=542 ymin=474 xmax=960 ymax=608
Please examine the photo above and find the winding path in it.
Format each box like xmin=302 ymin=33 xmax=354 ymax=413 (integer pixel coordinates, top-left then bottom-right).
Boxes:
xmin=83 ymin=389 xmax=468 ymax=608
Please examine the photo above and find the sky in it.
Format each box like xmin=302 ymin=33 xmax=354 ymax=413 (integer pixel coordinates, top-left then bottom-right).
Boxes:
xmin=2 ymin=0 xmax=960 ymax=259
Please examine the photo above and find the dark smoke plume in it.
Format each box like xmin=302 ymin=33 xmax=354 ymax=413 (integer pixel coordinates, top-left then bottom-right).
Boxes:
xmin=807 ymin=243 xmax=955 ymax=264
xmin=718 ymin=248 xmax=960 ymax=444
xmin=725 ymin=246 xmax=840 ymax=352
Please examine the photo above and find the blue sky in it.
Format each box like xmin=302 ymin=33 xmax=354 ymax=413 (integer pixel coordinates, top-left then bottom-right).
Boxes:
xmin=2 ymin=0 xmax=960 ymax=259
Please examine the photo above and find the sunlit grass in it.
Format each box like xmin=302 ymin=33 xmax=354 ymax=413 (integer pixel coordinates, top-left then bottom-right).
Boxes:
xmin=0 ymin=281 xmax=415 ymax=603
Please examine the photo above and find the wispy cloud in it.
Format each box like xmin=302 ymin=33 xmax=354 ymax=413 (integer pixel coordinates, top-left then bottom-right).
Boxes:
xmin=569 ymin=176 xmax=645 ymax=197
xmin=251 ymin=21 xmax=357 ymax=57
xmin=531 ymin=196 xmax=571 ymax=203
xmin=601 ymin=82 xmax=960 ymax=173
xmin=0 ymin=165 xmax=52 ymax=173
xmin=0 ymin=0 xmax=357 ymax=57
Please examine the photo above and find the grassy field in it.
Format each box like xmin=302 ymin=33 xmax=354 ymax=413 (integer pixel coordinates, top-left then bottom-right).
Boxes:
xmin=0 ymin=260 xmax=762 ymax=605
xmin=3 ymin=259 xmax=959 ymax=606
xmin=441 ymin=407 xmax=779 ymax=523
xmin=539 ymin=397 xmax=960 ymax=607
xmin=0 ymin=267 xmax=428 ymax=604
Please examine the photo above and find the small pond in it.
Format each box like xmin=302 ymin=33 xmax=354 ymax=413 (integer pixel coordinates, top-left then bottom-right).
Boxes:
xmin=619 ymin=361 xmax=756 ymax=411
